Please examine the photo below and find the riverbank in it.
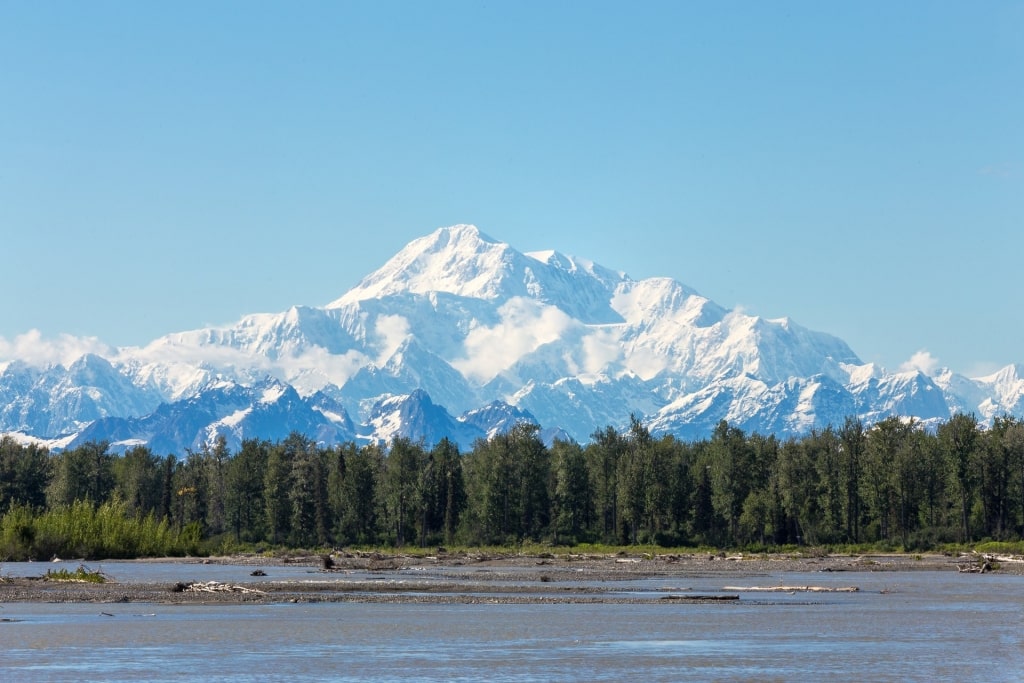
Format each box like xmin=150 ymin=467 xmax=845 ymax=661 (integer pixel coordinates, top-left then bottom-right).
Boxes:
xmin=3 ymin=549 xmax=1019 ymax=605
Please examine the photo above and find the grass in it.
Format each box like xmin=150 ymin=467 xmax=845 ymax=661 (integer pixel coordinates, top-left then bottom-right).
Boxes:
xmin=44 ymin=565 xmax=107 ymax=583
xmin=972 ymin=540 xmax=1024 ymax=555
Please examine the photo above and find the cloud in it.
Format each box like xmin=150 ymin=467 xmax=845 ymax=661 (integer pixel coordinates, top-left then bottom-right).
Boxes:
xmin=622 ymin=346 xmax=668 ymax=381
xmin=128 ymin=333 xmax=373 ymax=393
xmin=130 ymin=337 xmax=272 ymax=369
xmin=581 ymin=328 xmax=623 ymax=375
xmin=374 ymin=314 xmax=411 ymax=365
xmin=0 ymin=329 xmax=112 ymax=367
xmin=453 ymin=298 xmax=573 ymax=383
xmin=899 ymin=350 xmax=940 ymax=376
xmin=277 ymin=347 xmax=370 ymax=391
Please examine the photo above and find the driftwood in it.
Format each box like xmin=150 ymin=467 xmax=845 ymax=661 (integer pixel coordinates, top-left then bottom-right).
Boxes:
xmin=957 ymin=555 xmax=992 ymax=573
xmin=722 ymin=585 xmax=859 ymax=593
xmin=954 ymin=552 xmax=1024 ymax=573
xmin=661 ymin=594 xmax=739 ymax=601
xmin=173 ymin=581 xmax=266 ymax=595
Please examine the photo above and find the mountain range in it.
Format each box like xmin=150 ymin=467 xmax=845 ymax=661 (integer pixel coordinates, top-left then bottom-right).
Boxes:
xmin=4 ymin=224 xmax=1023 ymax=453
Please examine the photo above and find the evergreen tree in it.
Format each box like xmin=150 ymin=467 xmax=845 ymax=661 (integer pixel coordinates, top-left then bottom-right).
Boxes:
xmin=226 ymin=439 xmax=269 ymax=542
xmin=287 ymin=433 xmax=330 ymax=548
xmin=337 ymin=443 xmax=382 ymax=544
xmin=938 ymin=413 xmax=981 ymax=542
xmin=382 ymin=437 xmax=426 ymax=547
xmin=205 ymin=435 xmax=231 ymax=537
xmin=461 ymin=424 xmax=550 ymax=544
xmin=263 ymin=441 xmax=295 ymax=545
xmin=551 ymin=439 xmax=593 ymax=542
xmin=776 ymin=438 xmax=820 ymax=545
xmin=838 ymin=416 xmax=866 ymax=543
xmin=617 ymin=416 xmax=651 ymax=545
xmin=159 ymin=454 xmax=177 ymax=522
xmin=512 ymin=423 xmax=551 ymax=541
xmin=916 ymin=429 xmax=951 ymax=540
xmin=585 ymin=426 xmax=627 ymax=543
xmin=420 ymin=438 xmax=465 ymax=546
xmin=744 ymin=433 xmax=779 ymax=544
xmin=663 ymin=436 xmax=694 ymax=545
xmin=173 ymin=450 xmax=209 ymax=532
xmin=861 ymin=417 xmax=903 ymax=542
xmin=708 ymin=421 xmax=754 ymax=543
xmin=979 ymin=416 xmax=1023 ymax=539
xmin=0 ymin=436 xmax=51 ymax=513
xmin=690 ymin=445 xmax=717 ymax=545
xmin=810 ymin=427 xmax=845 ymax=543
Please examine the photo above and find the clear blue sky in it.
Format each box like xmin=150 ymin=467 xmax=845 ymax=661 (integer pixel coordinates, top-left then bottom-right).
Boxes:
xmin=1 ymin=2 xmax=1021 ymax=377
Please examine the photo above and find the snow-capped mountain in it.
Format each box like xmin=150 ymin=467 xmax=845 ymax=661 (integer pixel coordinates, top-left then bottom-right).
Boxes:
xmin=0 ymin=354 xmax=161 ymax=437
xmin=4 ymin=224 xmax=1023 ymax=453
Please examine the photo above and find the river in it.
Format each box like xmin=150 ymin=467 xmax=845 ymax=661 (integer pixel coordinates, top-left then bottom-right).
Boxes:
xmin=2 ymin=562 xmax=1023 ymax=681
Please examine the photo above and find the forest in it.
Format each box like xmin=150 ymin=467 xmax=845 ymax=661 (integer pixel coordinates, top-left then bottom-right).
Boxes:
xmin=2 ymin=412 xmax=1024 ymax=560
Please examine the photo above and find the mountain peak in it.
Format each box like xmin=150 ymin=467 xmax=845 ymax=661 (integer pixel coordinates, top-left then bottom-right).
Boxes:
xmin=327 ymin=224 xmax=516 ymax=306
xmin=432 ymin=223 xmax=496 ymax=245
xmin=327 ymin=224 xmax=631 ymax=325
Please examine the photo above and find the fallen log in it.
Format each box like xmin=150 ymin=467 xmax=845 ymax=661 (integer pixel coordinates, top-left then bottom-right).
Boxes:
xmin=722 ymin=585 xmax=859 ymax=593
xmin=661 ymin=594 xmax=739 ymax=601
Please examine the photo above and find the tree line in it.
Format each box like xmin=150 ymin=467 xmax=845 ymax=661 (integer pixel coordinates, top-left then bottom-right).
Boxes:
xmin=3 ymin=412 xmax=1024 ymax=559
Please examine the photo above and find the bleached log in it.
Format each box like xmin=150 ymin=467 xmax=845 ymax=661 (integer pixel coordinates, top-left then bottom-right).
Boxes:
xmin=722 ymin=585 xmax=859 ymax=593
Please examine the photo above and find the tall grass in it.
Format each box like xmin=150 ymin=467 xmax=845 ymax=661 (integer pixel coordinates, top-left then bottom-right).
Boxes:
xmin=0 ymin=499 xmax=185 ymax=561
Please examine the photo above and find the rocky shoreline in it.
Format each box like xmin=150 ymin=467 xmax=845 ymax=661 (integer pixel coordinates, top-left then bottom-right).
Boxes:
xmin=2 ymin=551 xmax=1017 ymax=605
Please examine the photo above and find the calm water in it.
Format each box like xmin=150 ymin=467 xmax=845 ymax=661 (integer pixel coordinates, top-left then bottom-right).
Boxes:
xmin=2 ymin=564 xmax=1023 ymax=682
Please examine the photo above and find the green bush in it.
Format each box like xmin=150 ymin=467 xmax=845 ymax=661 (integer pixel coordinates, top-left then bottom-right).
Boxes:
xmin=0 ymin=499 xmax=186 ymax=560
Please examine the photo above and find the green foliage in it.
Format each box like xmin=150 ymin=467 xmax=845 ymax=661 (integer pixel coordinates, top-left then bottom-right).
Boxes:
xmin=3 ymin=413 xmax=1024 ymax=556
xmin=460 ymin=423 xmax=551 ymax=544
xmin=382 ymin=437 xmax=426 ymax=547
xmin=226 ymin=439 xmax=269 ymax=542
xmin=973 ymin=540 xmax=1024 ymax=554
xmin=0 ymin=436 xmax=51 ymax=513
xmin=335 ymin=442 xmax=383 ymax=545
xmin=0 ymin=499 xmax=183 ymax=561
xmin=47 ymin=441 xmax=115 ymax=508
xmin=421 ymin=438 xmax=466 ymax=546
xmin=551 ymin=439 xmax=594 ymax=542
xmin=44 ymin=565 xmax=107 ymax=583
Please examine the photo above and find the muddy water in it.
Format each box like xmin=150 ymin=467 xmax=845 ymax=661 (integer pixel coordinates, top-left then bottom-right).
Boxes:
xmin=2 ymin=569 xmax=1023 ymax=681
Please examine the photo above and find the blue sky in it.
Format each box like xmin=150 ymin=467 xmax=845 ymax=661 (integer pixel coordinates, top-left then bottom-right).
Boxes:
xmin=2 ymin=2 xmax=1021 ymax=377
